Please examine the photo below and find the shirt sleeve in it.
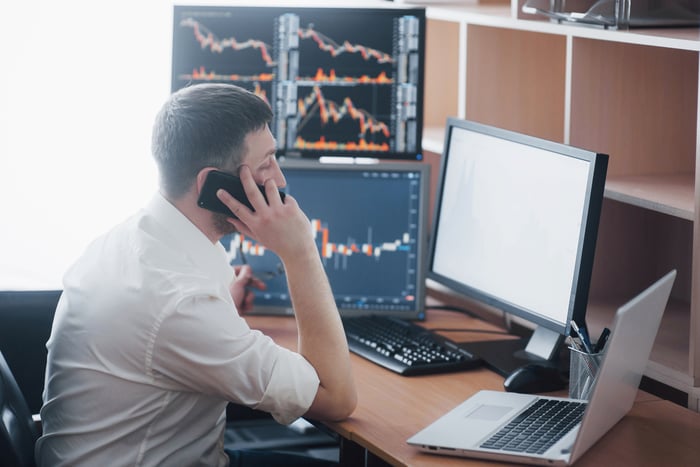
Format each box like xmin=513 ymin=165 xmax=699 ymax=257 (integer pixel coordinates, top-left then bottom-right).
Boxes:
xmin=149 ymin=293 xmax=319 ymax=424
xmin=255 ymin=347 xmax=320 ymax=425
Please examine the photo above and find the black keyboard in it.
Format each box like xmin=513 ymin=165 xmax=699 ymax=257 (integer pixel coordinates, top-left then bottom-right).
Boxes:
xmin=342 ymin=315 xmax=481 ymax=376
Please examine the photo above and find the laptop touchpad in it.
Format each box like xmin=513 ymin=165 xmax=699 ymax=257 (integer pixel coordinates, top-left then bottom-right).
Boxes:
xmin=466 ymin=404 xmax=513 ymax=421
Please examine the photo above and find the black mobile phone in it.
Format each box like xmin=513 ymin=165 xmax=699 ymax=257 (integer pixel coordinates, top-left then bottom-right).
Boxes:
xmin=197 ymin=170 xmax=286 ymax=218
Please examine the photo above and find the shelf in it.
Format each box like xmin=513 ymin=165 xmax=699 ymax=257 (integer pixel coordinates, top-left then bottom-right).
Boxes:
xmin=422 ymin=0 xmax=700 ymax=404
xmin=426 ymin=5 xmax=512 ymax=23
xmin=605 ymin=174 xmax=695 ymax=221
xmin=426 ymin=5 xmax=700 ymax=50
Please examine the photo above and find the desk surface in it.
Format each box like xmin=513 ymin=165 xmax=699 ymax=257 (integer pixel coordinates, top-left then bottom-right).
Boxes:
xmin=245 ymin=310 xmax=700 ymax=466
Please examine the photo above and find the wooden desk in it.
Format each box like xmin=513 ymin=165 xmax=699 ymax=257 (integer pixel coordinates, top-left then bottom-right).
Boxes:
xmin=245 ymin=310 xmax=700 ymax=466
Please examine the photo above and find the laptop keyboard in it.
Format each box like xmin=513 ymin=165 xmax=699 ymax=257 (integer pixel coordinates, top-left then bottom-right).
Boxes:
xmin=480 ymin=399 xmax=587 ymax=455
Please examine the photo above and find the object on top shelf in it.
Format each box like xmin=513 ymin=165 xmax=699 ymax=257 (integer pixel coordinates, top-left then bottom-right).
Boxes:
xmin=522 ymin=0 xmax=700 ymax=29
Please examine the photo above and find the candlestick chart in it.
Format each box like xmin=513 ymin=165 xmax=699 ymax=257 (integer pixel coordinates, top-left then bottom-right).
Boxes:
xmin=220 ymin=165 xmax=426 ymax=312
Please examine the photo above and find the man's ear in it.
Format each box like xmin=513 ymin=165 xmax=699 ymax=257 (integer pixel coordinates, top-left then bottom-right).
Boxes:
xmin=196 ymin=167 xmax=218 ymax=195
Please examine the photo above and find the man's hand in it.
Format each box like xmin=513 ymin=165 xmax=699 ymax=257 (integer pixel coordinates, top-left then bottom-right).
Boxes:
xmin=216 ymin=165 xmax=315 ymax=262
xmin=229 ymin=264 xmax=266 ymax=314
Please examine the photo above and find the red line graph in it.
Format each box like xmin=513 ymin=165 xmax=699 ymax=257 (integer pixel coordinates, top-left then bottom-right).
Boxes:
xmin=180 ymin=18 xmax=275 ymax=66
xmin=298 ymin=26 xmax=394 ymax=64
xmin=181 ymin=18 xmax=394 ymax=69
xmin=298 ymin=86 xmax=390 ymax=139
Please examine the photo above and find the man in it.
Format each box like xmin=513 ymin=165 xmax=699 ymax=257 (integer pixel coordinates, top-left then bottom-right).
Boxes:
xmin=36 ymin=83 xmax=357 ymax=466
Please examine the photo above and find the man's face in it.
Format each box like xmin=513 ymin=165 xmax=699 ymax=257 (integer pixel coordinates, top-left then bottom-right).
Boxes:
xmin=239 ymin=125 xmax=285 ymax=188
xmin=212 ymin=126 xmax=285 ymax=235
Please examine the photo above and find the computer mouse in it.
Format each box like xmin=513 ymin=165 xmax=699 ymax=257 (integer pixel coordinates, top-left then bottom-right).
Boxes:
xmin=503 ymin=363 xmax=567 ymax=394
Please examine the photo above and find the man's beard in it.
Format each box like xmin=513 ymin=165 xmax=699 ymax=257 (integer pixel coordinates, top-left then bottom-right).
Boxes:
xmin=212 ymin=212 xmax=238 ymax=236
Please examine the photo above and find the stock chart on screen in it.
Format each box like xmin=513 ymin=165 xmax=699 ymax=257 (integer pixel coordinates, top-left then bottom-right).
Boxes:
xmin=220 ymin=161 xmax=430 ymax=318
xmin=171 ymin=5 xmax=425 ymax=160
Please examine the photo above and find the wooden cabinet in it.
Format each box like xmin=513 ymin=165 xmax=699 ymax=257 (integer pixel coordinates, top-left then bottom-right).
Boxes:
xmin=420 ymin=2 xmax=700 ymax=408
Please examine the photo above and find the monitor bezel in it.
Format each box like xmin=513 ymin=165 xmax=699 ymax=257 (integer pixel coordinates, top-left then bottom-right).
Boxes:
xmin=240 ymin=158 xmax=431 ymax=320
xmin=427 ymin=118 xmax=608 ymax=337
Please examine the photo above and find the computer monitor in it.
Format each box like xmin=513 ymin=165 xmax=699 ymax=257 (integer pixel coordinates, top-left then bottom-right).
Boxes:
xmin=171 ymin=4 xmax=425 ymax=161
xmin=428 ymin=118 xmax=608 ymax=376
xmin=222 ymin=159 xmax=430 ymax=319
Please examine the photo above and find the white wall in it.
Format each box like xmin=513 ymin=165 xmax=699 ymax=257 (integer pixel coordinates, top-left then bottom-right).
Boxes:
xmin=0 ymin=1 xmax=173 ymax=289
xmin=0 ymin=0 xmax=394 ymax=289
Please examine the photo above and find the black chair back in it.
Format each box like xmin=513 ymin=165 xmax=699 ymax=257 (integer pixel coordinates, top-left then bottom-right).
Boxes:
xmin=0 ymin=350 xmax=39 ymax=467
xmin=0 ymin=290 xmax=60 ymax=414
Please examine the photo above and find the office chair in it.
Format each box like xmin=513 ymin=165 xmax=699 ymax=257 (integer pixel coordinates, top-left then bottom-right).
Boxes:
xmin=0 ymin=290 xmax=60 ymax=415
xmin=0 ymin=350 xmax=39 ymax=467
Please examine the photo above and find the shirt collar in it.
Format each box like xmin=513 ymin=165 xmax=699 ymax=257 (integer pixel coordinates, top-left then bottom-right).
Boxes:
xmin=144 ymin=192 xmax=234 ymax=284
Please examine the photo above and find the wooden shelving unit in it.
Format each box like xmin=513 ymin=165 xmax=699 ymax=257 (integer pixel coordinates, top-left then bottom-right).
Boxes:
xmin=420 ymin=1 xmax=700 ymax=408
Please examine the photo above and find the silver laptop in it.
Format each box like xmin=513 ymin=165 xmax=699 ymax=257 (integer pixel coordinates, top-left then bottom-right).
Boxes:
xmin=407 ymin=269 xmax=676 ymax=466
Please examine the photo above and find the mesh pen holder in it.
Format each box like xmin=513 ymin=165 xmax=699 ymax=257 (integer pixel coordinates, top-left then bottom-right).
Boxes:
xmin=568 ymin=347 xmax=603 ymax=400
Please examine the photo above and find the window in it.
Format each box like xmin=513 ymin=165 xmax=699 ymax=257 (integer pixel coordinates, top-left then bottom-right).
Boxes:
xmin=0 ymin=1 xmax=172 ymax=289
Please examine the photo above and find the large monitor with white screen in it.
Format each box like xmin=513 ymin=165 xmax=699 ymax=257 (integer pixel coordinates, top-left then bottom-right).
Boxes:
xmin=428 ymin=118 xmax=608 ymax=376
xmin=222 ymin=159 xmax=430 ymax=319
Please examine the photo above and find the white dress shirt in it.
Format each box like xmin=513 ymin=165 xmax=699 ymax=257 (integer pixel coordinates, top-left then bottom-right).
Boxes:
xmin=36 ymin=193 xmax=319 ymax=467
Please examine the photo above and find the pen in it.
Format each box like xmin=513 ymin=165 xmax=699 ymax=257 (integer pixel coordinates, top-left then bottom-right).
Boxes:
xmin=566 ymin=335 xmax=584 ymax=353
xmin=594 ymin=328 xmax=610 ymax=353
xmin=570 ymin=320 xmax=595 ymax=354
xmin=567 ymin=335 xmax=599 ymax=373
xmin=238 ymin=244 xmax=248 ymax=265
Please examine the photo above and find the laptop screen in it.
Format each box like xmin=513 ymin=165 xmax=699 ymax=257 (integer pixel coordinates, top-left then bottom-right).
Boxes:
xmin=221 ymin=159 xmax=430 ymax=320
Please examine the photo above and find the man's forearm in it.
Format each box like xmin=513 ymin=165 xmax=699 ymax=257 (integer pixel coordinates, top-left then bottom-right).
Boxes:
xmin=284 ymin=249 xmax=357 ymax=420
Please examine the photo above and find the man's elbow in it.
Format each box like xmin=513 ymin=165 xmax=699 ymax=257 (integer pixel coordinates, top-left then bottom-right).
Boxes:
xmin=329 ymin=390 xmax=358 ymax=421
xmin=307 ymin=386 xmax=358 ymax=421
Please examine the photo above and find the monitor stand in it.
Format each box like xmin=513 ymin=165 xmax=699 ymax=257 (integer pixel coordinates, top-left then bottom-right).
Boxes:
xmin=460 ymin=326 xmax=564 ymax=377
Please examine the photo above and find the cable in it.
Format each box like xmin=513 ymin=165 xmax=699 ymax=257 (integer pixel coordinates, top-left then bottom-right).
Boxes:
xmin=426 ymin=304 xmax=481 ymax=319
xmin=427 ymin=304 xmax=511 ymax=331
xmin=429 ymin=327 xmax=511 ymax=336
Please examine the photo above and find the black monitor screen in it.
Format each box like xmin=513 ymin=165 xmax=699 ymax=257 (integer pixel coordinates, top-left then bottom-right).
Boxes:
xmin=428 ymin=118 xmax=608 ymax=375
xmin=222 ymin=159 xmax=430 ymax=319
xmin=172 ymin=5 xmax=425 ymax=160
